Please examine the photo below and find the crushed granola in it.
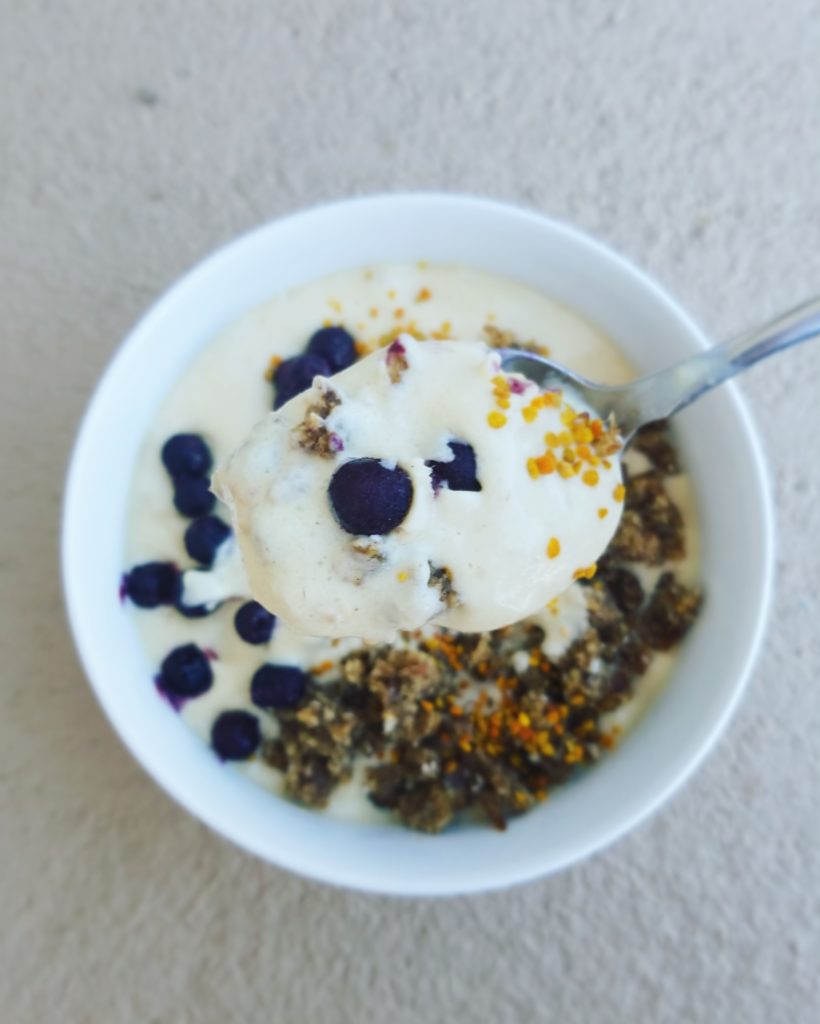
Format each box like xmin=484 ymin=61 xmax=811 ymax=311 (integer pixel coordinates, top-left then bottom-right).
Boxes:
xmin=293 ymin=385 xmax=342 ymax=456
xmin=483 ymin=323 xmax=551 ymax=357
xmin=261 ymin=421 xmax=702 ymax=832
xmin=428 ymin=564 xmax=459 ymax=609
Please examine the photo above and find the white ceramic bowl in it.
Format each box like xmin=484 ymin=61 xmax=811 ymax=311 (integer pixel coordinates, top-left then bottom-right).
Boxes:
xmin=62 ymin=194 xmax=773 ymax=896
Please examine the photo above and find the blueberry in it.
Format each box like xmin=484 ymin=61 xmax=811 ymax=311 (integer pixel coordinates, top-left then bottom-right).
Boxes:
xmin=306 ymin=326 xmax=356 ymax=373
xmin=184 ymin=515 xmax=231 ymax=566
xmin=124 ymin=561 xmax=180 ymax=608
xmin=161 ymin=433 xmax=212 ymax=479
xmin=426 ymin=441 xmax=482 ymax=493
xmin=273 ymin=353 xmax=331 ymax=409
xmin=159 ymin=643 xmax=213 ymax=698
xmin=211 ymin=710 xmax=261 ymax=760
xmin=234 ymin=601 xmax=276 ymax=645
xmin=173 ymin=477 xmax=216 ymax=518
xmin=328 ymin=458 xmax=413 ymax=535
xmin=250 ymin=664 xmax=308 ymax=709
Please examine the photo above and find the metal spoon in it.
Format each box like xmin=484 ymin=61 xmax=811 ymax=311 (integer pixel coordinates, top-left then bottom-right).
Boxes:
xmin=500 ymin=295 xmax=820 ymax=442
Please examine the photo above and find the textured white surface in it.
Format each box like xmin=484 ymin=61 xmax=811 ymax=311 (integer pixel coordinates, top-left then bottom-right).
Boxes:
xmin=2 ymin=1 xmax=820 ymax=1020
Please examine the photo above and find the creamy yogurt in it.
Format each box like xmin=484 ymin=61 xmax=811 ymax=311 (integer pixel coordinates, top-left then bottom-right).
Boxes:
xmin=125 ymin=262 xmax=699 ymax=821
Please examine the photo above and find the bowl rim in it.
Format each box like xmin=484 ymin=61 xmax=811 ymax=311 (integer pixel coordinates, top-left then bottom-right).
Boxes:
xmin=62 ymin=192 xmax=774 ymax=895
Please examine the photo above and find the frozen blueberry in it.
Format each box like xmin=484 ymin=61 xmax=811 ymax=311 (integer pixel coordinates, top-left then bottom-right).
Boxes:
xmin=328 ymin=458 xmax=413 ymax=535
xmin=124 ymin=561 xmax=180 ymax=608
xmin=273 ymin=353 xmax=331 ymax=409
xmin=250 ymin=664 xmax=308 ymax=710
xmin=211 ymin=710 xmax=261 ymax=760
xmin=426 ymin=441 xmax=482 ymax=493
xmin=306 ymin=326 xmax=356 ymax=373
xmin=184 ymin=515 xmax=231 ymax=566
xmin=159 ymin=643 xmax=213 ymax=698
xmin=173 ymin=477 xmax=216 ymax=518
xmin=234 ymin=601 xmax=276 ymax=645
xmin=161 ymin=433 xmax=212 ymax=479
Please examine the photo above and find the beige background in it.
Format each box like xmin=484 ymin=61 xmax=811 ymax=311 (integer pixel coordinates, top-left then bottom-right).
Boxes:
xmin=2 ymin=1 xmax=820 ymax=1021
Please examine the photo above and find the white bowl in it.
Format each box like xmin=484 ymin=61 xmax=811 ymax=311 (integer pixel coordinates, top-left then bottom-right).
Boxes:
xmin=62 ymin=194 xmax=773 ymax=896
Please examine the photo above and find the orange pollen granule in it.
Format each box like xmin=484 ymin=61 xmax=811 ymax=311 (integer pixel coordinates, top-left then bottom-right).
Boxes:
xmin=582 ymin=469 xmax=599 ymax=486
xmin=547 ymin=537 xmax=561 ymax=559
xmin=535 ymin=452 xmax=556 ymax=474
xmin=263 ymin=354 xmax=283 ymax=381
xmin=613 ymin=483 xmax=626 ymax=502
xmin=415 ymin=287 xmax=431 ymax=302
xmin=487 ymin=410 xmax=507 ymax=429
xmin=429 ymin=320 xmax=454 ymax=341
xmin=598 ymin=507 xmax=609 ymax=519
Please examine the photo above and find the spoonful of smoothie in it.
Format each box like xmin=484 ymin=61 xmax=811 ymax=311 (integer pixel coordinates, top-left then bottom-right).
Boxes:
xmin=213 ymin=294 xmax=820 ymax=640
xmin=213 ymin=336 xmax=624 ymax=640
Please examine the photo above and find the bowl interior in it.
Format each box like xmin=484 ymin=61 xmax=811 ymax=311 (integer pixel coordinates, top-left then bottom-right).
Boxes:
xmin=63 ymin=195 xmax=773 ymax=895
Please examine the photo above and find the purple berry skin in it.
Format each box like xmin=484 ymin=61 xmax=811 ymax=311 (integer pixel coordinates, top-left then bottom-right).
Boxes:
xmin=161 ymin=433 xmax=212 ymax=480
xmin=250 ymin=664 xmax=308 ymax=710
xmin=234 ymin=601 xmax=277 ymax=645
xmin=211 ymin=710 xmax=261 ymax=760
xmin=184 ymin=515 xmax=231 ymax=566
xmin=306 ymin=326 xmax=356 ymax=373
xmin=125 ymin=562 xmax=180 ymax=608
xmin=159 ymin=643 xmax=213 ymax=698
xmin=273 ymin=353 xmax=331 ymax=409
xmin=426 ymin=441 xmax=481 ymax=492
xmin=328 ymin=458 xmax=413 ymax=535
xmin=173 ymin=477 xmax=216 ymax=518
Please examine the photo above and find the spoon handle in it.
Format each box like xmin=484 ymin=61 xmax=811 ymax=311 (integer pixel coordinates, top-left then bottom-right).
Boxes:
xmin=615 ymin=294 xmax=820 ymax=436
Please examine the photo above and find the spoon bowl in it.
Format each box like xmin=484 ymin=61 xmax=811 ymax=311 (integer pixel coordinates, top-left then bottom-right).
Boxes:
xmin=501 ymin=294 xmax=820 ymax=441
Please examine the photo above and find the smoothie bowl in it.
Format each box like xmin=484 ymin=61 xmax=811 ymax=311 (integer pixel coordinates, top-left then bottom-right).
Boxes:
xmin=62 ymin=194 xmax=773 ymax=895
